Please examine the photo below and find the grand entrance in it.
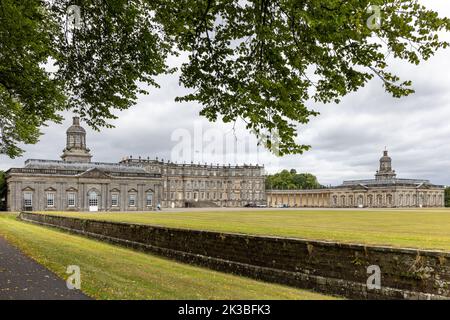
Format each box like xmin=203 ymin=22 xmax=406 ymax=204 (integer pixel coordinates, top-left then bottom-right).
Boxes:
xmin=88 ymin=190 xmax=99 ymax=211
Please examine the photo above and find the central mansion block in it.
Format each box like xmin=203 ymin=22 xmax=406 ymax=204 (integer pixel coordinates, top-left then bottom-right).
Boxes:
xmin=6 ymin=118 xmax=266 ymax=211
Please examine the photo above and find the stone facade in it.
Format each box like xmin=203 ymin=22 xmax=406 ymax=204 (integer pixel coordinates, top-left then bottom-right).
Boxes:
xmin=5 ymin=118 xmax=265 ymax=212
xmin=267 ymin=189 xmax=331 ymax=207
xmin=267 ymin=150 xmax=445 ymax=208
xmin=119 ymin=157 xmax=265 ymax=208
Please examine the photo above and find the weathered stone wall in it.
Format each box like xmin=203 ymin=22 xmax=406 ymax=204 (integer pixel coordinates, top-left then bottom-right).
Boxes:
xmin=19 ymin=212 xmax=450 ymax=300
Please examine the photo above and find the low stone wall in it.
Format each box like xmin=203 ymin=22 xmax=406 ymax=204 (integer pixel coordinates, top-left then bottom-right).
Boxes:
xmin=19 ymin=212 xmax=450 ymax=300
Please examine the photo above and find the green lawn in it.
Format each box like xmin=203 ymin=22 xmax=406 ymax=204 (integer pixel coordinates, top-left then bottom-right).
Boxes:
xmin=0 ymin=213 xmax=333 ymax=300
xmin=36 ymin=208 xmax=450 ymax=251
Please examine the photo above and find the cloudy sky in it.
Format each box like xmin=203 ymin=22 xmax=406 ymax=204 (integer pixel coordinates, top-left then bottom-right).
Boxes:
xmin=1 ymin=1 xmax=449 ymax=186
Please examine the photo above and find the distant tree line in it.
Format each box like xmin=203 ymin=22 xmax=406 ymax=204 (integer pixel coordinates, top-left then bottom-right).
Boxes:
xmin=265 ymin=169 xmax=323 ymax=190
xmin=445 ymin=187 xmax=450 ymax=207
xmin=0 ymin=171 xmax=6 ymax=211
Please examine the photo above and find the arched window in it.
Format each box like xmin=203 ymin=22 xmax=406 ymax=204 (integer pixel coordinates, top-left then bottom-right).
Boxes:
xmin=146 ymin=192 xmax=153 ymax=207
xmin=377 ymin=194 xmax=383 ymax=206
xmin=88 ymin=191 xmax=98 ymax=207
xmin=387 ymin=194 xmax=393 ymax=206
xmin=75 ymin=134 xmax=81 ymax=146
xmin=357 ymin=195 xmax=364 ymax=207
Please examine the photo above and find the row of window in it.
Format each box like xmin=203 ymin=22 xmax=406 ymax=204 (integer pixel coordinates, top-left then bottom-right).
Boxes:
xmin=67 ymin=135 xmax=86 ymax=147
xmin=165 ymin=191 xmax=263 ymax=201
xmin=332 ymin=193 xmax=443 ymax=206
xmin=144 ymin=165 xmax=263 ymax=177
xmin=165 ymin=169 xmax=262 ymax=177
xmin=164 ymin=180 xmax=263 ymax=189
xmin=23 ymin=192 xmax=153 ymax=208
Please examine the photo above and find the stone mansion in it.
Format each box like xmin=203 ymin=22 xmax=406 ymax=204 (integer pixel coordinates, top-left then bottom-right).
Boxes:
xmin=267 ymin=150 xmax=445 ymax=208
xmin=5 ymin=118 xmax=266 ymax=212
xmin=5 ymin=117 xmax=445 ymax=211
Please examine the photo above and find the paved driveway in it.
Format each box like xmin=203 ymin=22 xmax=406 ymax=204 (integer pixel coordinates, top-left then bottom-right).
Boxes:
xmin=0 ymin=237 xmax=91 ymax=300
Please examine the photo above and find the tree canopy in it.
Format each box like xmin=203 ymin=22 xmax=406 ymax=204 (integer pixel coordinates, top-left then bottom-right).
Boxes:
xmin=266 ymin=169 xmax=323 ymax=190
xmin=1 ymin=0 xmax=449 ymax=157
xmin=445 ymin=187 xmax=450 ymax=208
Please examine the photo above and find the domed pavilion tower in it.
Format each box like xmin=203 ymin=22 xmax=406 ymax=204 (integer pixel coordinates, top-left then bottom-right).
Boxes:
xmin=61 ymin=117 xmax=92 ymax=163
xmin=375 ymin=149 xmax=396 ymax=181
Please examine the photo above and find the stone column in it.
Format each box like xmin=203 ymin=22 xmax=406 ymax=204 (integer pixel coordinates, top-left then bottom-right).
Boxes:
xmin=120 ymin=184 xmax=126 ymax=211
xmin=105 ymin=183 xmax=109 ymax=211
xmin=101 ymin=184 xmax=107 ymax=211
xmin=77 ymin=183 xmax=82 ymax=211
xmin=80 ymin=184 xmax=86 ymax=211
xmin=138 ymin=184 xmax=144 ymax=211
xmin=58 ymin=182 xmax=64 ymax=211
xmin=11 ymin=182 xmax=18 ymax=211
xmin=37 ymin=182 xmax=43 ymax=211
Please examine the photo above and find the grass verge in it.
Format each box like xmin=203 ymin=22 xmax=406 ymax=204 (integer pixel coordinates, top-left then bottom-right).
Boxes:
xmin=0 ymin=213 xmax=334 ymax=300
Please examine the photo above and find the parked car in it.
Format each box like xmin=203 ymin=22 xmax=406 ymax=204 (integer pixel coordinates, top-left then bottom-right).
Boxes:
xmin=244 ymin=203 xmax=257 ymax=207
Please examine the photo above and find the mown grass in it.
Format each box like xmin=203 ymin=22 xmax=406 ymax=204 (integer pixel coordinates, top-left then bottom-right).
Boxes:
xmin=0 ymin=213 xmax=334 ymax=300
xmin=37 ymin=208 xmax=450 ymax=251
